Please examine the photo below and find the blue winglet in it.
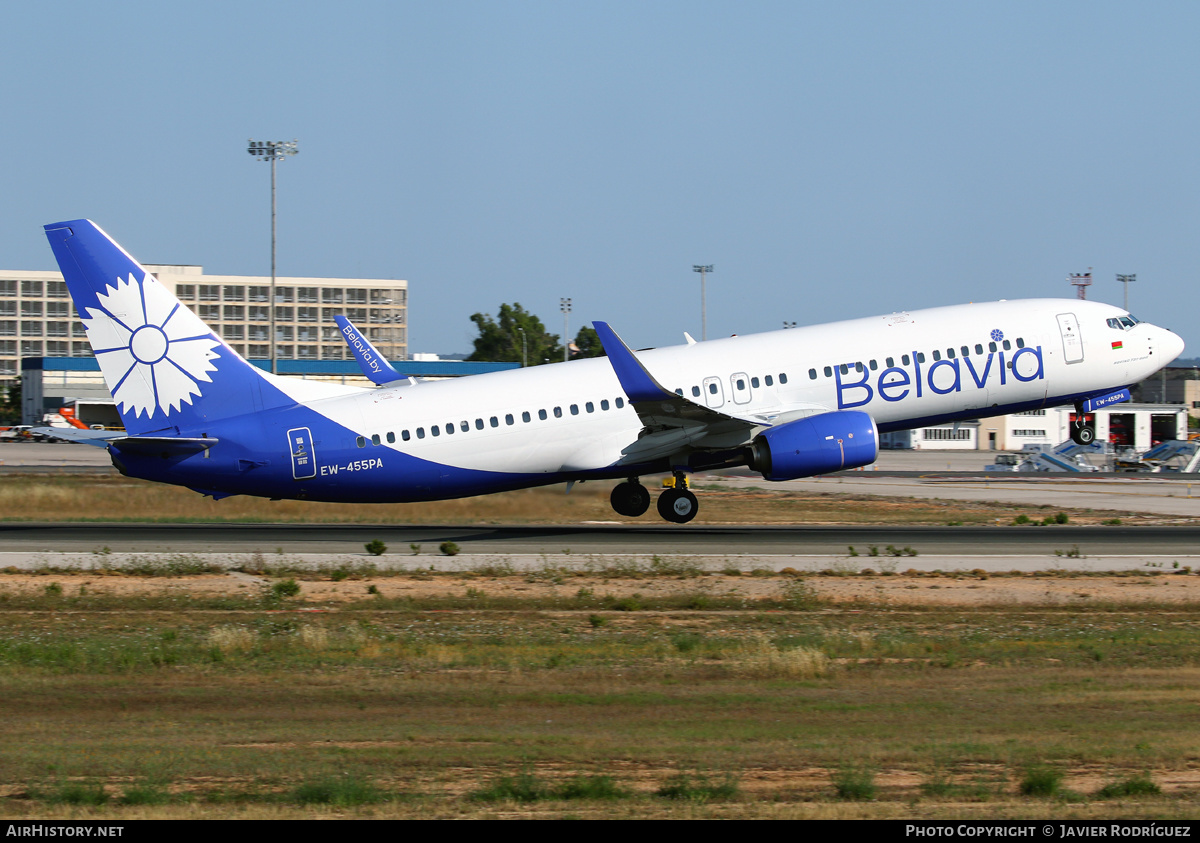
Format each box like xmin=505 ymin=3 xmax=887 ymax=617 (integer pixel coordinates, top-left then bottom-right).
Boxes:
xmin=592 ymin=321 xmax=676 ymax=403
xmin=334 ymin=315 xmax=403 ymax=385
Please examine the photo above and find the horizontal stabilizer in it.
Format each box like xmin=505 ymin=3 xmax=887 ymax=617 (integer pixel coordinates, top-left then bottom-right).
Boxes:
xmin=334 ymin=315 xmax=403 ymax=385
xmin=108 ymin=436 xmax=219 ymax=454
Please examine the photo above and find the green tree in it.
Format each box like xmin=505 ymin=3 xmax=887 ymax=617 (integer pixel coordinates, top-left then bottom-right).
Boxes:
xmin=571 ymin=325 xmax=605 ymax=359
xmin=467 ymin=303 xmax=561 ymax=366
xmin=0 ymin=376 xmax=20 ymax=424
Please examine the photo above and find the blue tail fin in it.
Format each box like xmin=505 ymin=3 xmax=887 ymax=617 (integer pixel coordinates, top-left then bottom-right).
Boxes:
xmin=44 ymin=220 xmax=288 ymax=436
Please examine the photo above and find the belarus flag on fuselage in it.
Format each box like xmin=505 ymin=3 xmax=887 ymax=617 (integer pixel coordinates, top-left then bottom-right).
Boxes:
xmin=1112 ymin=341 xmax=1123 ymax=350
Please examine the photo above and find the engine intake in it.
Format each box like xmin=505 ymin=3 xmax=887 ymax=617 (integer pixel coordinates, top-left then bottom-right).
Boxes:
xmin=748 ymin=411 xmax=878 ymax=481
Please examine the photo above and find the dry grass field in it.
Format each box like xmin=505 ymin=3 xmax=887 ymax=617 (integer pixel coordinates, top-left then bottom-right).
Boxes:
xmin=1 ymin=471 xmax=1198 ymax=818
xmin=0 ymin=563 xmax=1198 ymax=819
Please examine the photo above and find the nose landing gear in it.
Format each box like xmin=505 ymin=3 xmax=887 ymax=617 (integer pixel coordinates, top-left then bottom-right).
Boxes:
xmin=1070 ymin=404 xmax=1096 ymax=445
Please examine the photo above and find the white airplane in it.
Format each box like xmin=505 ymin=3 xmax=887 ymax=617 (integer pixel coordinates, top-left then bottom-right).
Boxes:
xmin=43 ymin=219 xmax=1184 ymax=523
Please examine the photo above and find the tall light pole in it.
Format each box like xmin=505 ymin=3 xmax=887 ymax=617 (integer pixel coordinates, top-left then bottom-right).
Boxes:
xmin=517 ymin=326 xmax=527 ymax=368
xmin=247 ymin=138 xmax=298 ymax=373
xmin=693 ymin=265 xmax=713 ymax=340
xmin=560 ymin=297 xmax=572 ymax=362
xmin=1117 ymin=274 xmax=1136 ymax=312
xmin=1069 ymin=269 xmax=1093 ymax=300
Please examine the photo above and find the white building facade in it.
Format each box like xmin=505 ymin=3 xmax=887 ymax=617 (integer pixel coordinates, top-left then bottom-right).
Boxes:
xmin=0 ymin=266 xmax=407 ymax=389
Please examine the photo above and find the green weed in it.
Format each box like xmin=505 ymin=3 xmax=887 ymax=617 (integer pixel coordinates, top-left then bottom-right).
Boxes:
xmin=833 ymin=767 xmax=877 ymax=801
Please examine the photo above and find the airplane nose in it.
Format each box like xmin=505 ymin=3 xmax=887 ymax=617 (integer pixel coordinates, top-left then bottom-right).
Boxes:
xmin=1160 ymin=327 xmax=1185 ymax=363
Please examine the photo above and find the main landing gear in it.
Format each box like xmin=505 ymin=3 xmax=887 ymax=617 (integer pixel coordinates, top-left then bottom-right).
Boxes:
xmin=611 ymin=473 xmax=698 ymax=524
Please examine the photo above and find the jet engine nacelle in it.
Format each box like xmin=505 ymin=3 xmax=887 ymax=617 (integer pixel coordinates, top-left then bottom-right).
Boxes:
xmin=748 ymin=410 xmax=878 ymax=481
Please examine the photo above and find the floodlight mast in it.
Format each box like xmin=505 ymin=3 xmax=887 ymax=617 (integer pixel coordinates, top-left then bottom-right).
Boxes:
xmin=247 ymin=139 xmax=299 ymax=374
xmin=560 ymin=297 xmax=572 ymax=362
xmin=692 ymin=265 xmax=713 ymax=340
xmin=1069 ymin=269 xmax=1093 ymax=301
xmin=1117 ymin=274 xmax=1136 ymax=312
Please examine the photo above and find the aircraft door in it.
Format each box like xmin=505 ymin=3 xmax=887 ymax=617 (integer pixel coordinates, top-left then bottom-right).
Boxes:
xmin=730 ymin=372 xmax=751 ymax=405
xmin=702 ymin=376 xmax=725 ymax=408
xmin=287 ymin=427 xmax=317 ymax=480
xmin=1057 ymin=313 xmax=1084 ymax=364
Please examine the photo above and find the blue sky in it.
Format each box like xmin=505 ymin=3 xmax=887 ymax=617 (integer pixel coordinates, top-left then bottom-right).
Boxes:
xmin=3 ymin=1 xmax=1197 ymax=357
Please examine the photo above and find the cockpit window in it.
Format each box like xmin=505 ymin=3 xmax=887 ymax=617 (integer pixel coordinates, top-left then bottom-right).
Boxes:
xmin=1107 ymin=314 xmax=1141 ymax=330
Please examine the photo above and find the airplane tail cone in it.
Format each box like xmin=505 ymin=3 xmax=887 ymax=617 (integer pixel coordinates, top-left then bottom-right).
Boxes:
xmin=43 ymin=220 xmax=287 ymax=436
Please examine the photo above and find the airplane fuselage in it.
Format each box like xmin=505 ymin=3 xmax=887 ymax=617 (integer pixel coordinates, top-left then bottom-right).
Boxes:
xmin=109 ymin=298 xmax=1176 ymax=503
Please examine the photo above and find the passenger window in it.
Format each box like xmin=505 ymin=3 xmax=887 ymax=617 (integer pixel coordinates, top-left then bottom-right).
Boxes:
xmin=947 ymin=348 xmax=955 ymax=359
xmin=601 ymin=399 xmax=610 ymax=410
xmin=737 ymin=378 xmax=746 ymax=389
xmin=490 ymin=416 xmax=499 ymax=427
xmin=808 ymin=369 xmax=816 ymax=380
xmin=839 ymin=365 xmax=848 ymax=375
xmin=522 ymin=411 xmax=532 ymax=422
xmin=586 ymin=402 xmax=594 ymax=413
xmin=475 ymin=419 xmax=484 ymax=430
xmin=431 ymin=427 xmax=440 ymax=437
xmin=356 ymin=436 xmax=366 ymax=448
xmin=553 ymin=407 xmax=562 ymax=418
xmin=708 ymin=383 xmax=718 ymax=394
xmin=615 ymin=397 xmax=624 ymax=408
xmin=444 ymin=424 xmax=453 ymax=435
xmin=975 ymin=344 xmax=983 ymax=355
xmin=675 ymin=388 xmax=683 ymax=396
xmin=505 ymin=414 xmax=514 ymax=425
xmin=416 ymin=428 xmax=425 ymax=439
xmin=460 ymin=421 xmax=469 ymax=432
xmin=1016 ymin=338 xmax=1025 ymax=349
xmin=886 ymin=357 xmax=894 ymax=368
xmin=570 ymin=404 xmax=579 ymax=415
xmin=691 ymin=386 xmax=701 ymax=397
xmin=765 ymin=375 xmax=774 ymax=386
xmin=779 ymin=373 xmax=788 ymax=384
xmin=988 ymin=342 xmax=997 ymax=352
xmin=902 ymin=354 xmax=911 ymax=365
xmin=916 ymin=352 xmax=925 ymax=363
xmin=371 ymin=434 xmax=381 ymax=445
xmin=961 ymin=346 xmax=969 ymax=357
xmin=402 ymin=430 xmax=411 ymax=441
xmin=933 ymin=350 xmax=942 ymax=361
xmin=386 ymin=431 xmax=395 ymax=444
xmin=869 ymin=360 xmax=878 ymax=371
xmin=538 ymin=409 xmax=547 ymax=420
xmin=752 ymin=376 xmax=761 ymax=387
xmin=855 ymin=362 xmax=863 ymax=373
xmin=1002 ymin=340 xmax=1011 ymax=351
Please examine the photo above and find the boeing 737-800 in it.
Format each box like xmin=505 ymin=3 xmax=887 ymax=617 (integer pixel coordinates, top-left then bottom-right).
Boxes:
xmin=42 ymin=220 xmax=1185 ymax=522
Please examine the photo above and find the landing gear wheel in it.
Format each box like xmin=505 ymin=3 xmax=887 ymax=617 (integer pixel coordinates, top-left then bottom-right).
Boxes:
xmin=610 ymin=481 xmax=651 ymax=517
xmin=657 ymin=487 xmax=699 ymax=524
xmin=1071 ymin=425 xmax=1096 ymax=445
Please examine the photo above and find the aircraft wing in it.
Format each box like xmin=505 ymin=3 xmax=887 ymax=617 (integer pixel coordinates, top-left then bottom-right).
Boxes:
xmin=592 ymin=322 xmax=765 ymax=463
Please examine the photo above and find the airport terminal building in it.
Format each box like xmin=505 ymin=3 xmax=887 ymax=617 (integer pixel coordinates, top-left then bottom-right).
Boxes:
xmin=0 ymin=265 xmax=408 ymax=389
xmin=881 ymin=403 xmax=1189 ymax=452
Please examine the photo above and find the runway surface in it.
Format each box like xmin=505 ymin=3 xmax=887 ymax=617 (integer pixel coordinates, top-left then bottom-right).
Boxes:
xmin=1 ymin=522 xmax=1198 ymax=574
xmin=3 ymin=521 xmax=1200 ymax=555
